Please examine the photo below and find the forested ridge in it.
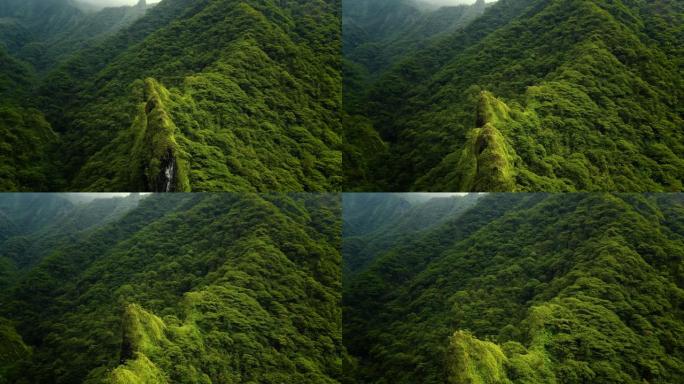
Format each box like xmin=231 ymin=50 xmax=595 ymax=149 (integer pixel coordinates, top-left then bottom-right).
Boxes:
xmin=0 ymin=0 xmax=341 ymax=192
xmin=342 ymin=193 xmax=480 ymax=277
xmin=343 ymin=193 xmax=684 ymax=383
xmin=344 ymin=0 xmax=684 ymax=192
xmin=0 ymin=193 xmax=342 ymax=383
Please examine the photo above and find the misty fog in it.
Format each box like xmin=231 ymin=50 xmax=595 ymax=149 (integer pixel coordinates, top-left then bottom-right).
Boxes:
xmin=80 ymin=0 xmax=156 ymax=7
xmin=422 ymin=0 xmax=480 ymax=5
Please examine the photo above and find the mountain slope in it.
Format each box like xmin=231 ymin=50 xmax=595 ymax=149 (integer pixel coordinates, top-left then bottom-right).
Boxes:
xmin=345 ymin=0 xmax=684 ymax=191
xmin=343 ymin=193 xmax=684 ymax=383
xmin=342 ymin=193 xmax=480 ymax=276
xmin=0 ymin=193 xmax=341 ymax=383
xmin=38 ymin=0 xmax=341 ymax=192
xmin=342 ymin=0 xmax=487 ymax=78
xmin=0 ymin=0 xmax=151 ymax=71
xmin=0 ymin=193 xmax=143 ymax=290
xmin=0 ymin=0 xmax=151 ymax=191
xmin=0 ymin=0 xmax=341 ymax=192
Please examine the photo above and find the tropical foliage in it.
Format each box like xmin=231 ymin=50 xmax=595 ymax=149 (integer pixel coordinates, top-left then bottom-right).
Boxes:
xmin=343 ymin=193 xmax=684 ymax=383
xmin=0 ymin=0 xmax=341 ymax=192
xmin=0 ymin=193 xmax=342 ymax=383
xmin=344 ymin=0 xmax=684 ymax=191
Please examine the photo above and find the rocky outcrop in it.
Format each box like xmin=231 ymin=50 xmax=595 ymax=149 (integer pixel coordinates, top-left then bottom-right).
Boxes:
xmin=459 ymin=91 xmax=516 ymax=191
xmin=130 ymin=78 xmax=190 ymax=192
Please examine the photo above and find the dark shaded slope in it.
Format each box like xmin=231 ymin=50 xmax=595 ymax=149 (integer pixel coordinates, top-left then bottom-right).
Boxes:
xmin=342 ymin=0 xmax=487 ymax=78
xmin=0 ymin=0 xmax=150 ymax=70
xmin=0 ymin=194 xmax=143 ymax=288
xmin=342 ymin=193 xmax=481 ymax=277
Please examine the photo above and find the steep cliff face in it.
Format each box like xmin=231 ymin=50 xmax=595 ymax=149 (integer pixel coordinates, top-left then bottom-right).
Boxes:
xmin=119 ymin=304 xmax=166 ymax=363
xmin=107 ymin=304 xmax=169 ymax=384
xmin=134 ymin=79 xmax=190 ymax=192
xmin=416 ymin=91 xmax=516 ymax=191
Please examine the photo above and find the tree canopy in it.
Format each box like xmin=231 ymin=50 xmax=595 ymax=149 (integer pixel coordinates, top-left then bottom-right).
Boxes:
xmin=344 ymin=0 xmax=684 ymax=191
xmin=343 ymin=193 xmax=684 ymax=383
xmin=0 ymin=0 xmax=341 ymax=192
xmin=0 ymin=193 xmax=342 ymax=383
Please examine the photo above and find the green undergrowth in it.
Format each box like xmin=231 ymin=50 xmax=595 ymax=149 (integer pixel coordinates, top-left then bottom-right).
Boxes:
xmin=0 ymin=317 xmax=30 ymax=383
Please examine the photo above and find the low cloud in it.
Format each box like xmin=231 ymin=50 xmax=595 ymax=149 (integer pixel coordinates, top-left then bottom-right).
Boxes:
xmin=80 ymin=0 xmax=155 ymax=6
xmin=421 ymin=0 xmax=481 ymax=5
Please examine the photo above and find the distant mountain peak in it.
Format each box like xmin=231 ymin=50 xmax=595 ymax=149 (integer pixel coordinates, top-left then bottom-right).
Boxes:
xmin=137 ymin=0 xmax=146 ymax=8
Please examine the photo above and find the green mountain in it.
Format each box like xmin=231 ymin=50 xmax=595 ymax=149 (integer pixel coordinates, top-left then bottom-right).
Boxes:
xmin=0 ymin=0 xmax=151 ymax=71
xmin=343 ymin=0 xmax=487 ymax=79
xmin=343 ymin=193 xmax=684 ymax=383
xmin=0 ymin=0 xmax=341 ymax=192
xmin=344 ymin=0 xmax=684 ymax=192
xmin=0 ymin=0 xmax=151 ymax=191
xmin=342 ymin=192 xmax=480 ymax=276
xmin=0 ymin=193 xmax=341 ymax=383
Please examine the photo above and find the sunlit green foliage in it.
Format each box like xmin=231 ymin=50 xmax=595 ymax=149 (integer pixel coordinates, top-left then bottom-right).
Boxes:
xmin=0 ymin=193 xmax=341 ymax=383
xmin=343 ymin=193 xmax=684 ymax=383
xmin=447 ymin=330 xmax=509 ymax=384
xmin=345 ymin=0 xmax=684 ymax=191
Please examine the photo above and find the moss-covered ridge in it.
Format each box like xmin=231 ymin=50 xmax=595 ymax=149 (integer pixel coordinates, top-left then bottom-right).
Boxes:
xmin=447 ymin=330 xmax=509 ymax=384
xmin=130 ymin=78 xmax=190 ymax=192
xmin=417 ymin=91 xmax=517 ymax=191
xmin=105 ymin=304 xmax=169 ymax=384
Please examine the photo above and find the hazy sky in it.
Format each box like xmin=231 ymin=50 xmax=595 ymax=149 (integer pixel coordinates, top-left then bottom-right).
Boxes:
xmin=61 ymin=193 xmax=131 ymax=203
xmin=81 ymin=0 xmax=156 ymax=6
xmin=422 ymin=0 xmax=479 ymax=5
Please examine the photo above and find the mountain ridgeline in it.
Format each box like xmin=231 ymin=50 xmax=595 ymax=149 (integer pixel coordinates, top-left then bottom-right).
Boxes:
xmin=343 ymin=0 xmax=684 ymax=192
xmin=0 ymin=0 xmax=341 ymax=192
xmin=0 ymin=193 xmax=341 ymax=383
xmin=343 ymin=193 xmax=684 ymax=383
xmin=342 ymin=193 xmax=481 ymax=276
xmin=0 ymin=0 xmax=152 ymax=71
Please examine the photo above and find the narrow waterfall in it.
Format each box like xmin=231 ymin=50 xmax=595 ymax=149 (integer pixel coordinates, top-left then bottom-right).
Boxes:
xmin=163 ymin=160 xmax=174 ymax=192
